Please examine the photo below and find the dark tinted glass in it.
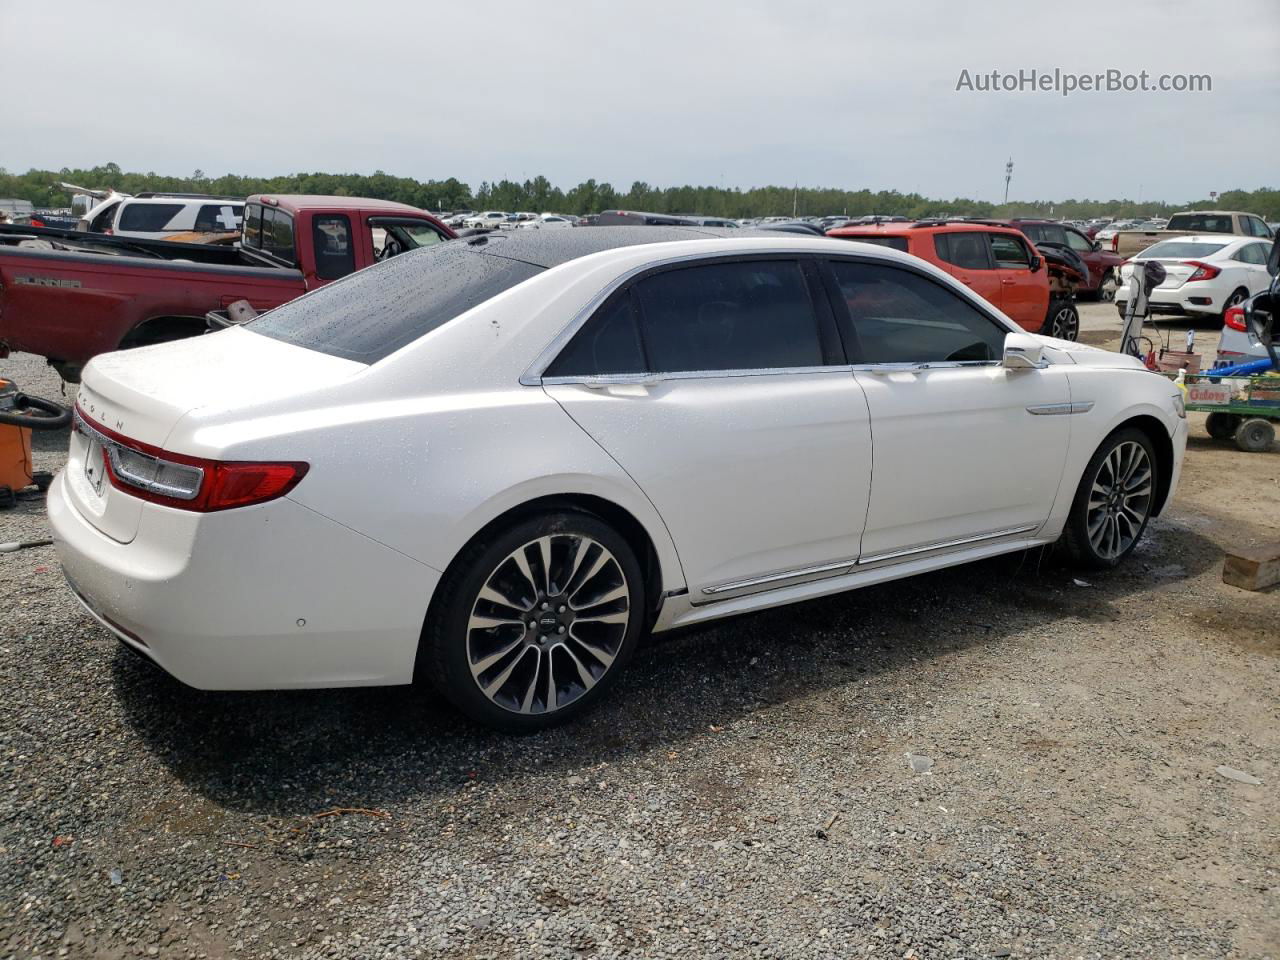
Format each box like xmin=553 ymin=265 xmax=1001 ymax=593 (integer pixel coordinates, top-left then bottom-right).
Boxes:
xmin=250 ymin=244 xmax=541 ymax=364
xmin=934 ymin=232 xmax=989 ymax=269
xmin=830 ymin=261 xmax=1007 ymax=364
xmin=1065 ymin=228 xmax=1092 ymax=252
xmin=847 ymin=235 xmax=908 ymax=252
xmin=312 ymin=214 xmax=355 ymax=281
xmin=118 ymin=203 xmax=183 ymax=231
xmin=545 ymin=291 xmax=645 ymax=377
xmin=260 ymin=208 xmax=296 ymax=263
xmin=989 ymin=233 xmax=1031 ymax=268
xmin=634 ymin=260 xmax=823 ymax=372
xmin=243 ymin=203 xmax=263 ymax=248
xmin=1166 ymin=213 xmax=1234 ymax=233
xmin=194 ymin=204 xmax=242 ymax=232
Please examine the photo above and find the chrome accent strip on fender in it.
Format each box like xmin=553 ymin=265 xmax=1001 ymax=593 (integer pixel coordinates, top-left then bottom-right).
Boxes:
xmin=856 ymin=524 xmax=1041 ymax=566
xmin=1026 ymin=401 xmax=1095 ymax=416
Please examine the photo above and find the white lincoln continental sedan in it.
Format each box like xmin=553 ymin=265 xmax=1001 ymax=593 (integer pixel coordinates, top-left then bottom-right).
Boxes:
xmin=50 ymin=229 xmax=1188 ymax=730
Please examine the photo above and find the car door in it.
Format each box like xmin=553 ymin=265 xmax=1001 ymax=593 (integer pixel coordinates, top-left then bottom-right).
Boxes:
xmin=1237 ymin=242 xmax=1274 ymax=294
xmin=933 ymin=230 xmax=1004 ymax=309
xmin=542 ymin=257 xmax=873 ymax=600
xmin=1064 ymin=227 xmax=1102 ymax=288
xmin=988 ymin=232 xmax=1049 ymax=330
xmin=826 ymin=258 xmax=1071 ymax=562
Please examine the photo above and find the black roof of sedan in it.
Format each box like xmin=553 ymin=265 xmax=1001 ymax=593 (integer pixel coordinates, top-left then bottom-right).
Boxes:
xmin=463 ymin=225 xmax=743 ymax=269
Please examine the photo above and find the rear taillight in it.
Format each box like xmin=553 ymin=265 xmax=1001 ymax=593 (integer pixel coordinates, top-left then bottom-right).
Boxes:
xmin=74 ymin=408 xmax=307 ymax=512
xmin=1185 ymin=261 xmax=1220 ymax=282
xmin=1223 ymin=305 xmax=1248 ymax=331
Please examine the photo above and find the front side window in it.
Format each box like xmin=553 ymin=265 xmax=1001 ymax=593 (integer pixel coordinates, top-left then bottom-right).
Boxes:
xmin=117 ymin=203 xmax=184 ymax=232
xmin=934 ymin=232 xmax=990 ymax=269
xmin=830 ymin=260 xmax=1008 ymax=364
xmin=1065 ymin=229 xmax=1093 ymax=252
xmin=989 ymin=233 xmax=1032 ymax=269
xmin=633 ymin=260 xmax=825 ymax=373
xmin=242 ymin=203 xmax=263 ymax=248
xmin=312 ymin=214 xmax=355 ymax=280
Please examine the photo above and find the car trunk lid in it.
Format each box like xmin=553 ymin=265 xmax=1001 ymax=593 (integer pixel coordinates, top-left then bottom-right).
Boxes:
xmin=68 ymin=328 xmax=365 ymax=543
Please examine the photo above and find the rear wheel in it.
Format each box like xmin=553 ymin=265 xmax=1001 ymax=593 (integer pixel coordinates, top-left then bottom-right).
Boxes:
xmin=1205 ymin=412 xmax=1240 ymax=441
xmin=420 ymin=511 xmax=645 ymax=731
xmin=1047 ymin=301 xmax=1080 ymax=341
xmin=1235 ymin=418 xmax=1276 ymax=453
xmin=1060 ymin=428 xmax=1158 ymax=569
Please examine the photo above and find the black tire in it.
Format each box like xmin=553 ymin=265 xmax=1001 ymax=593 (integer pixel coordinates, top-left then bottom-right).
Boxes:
xmin=1060 ymin=427 xmax=1159 ymax=570
xmin=1204 ymin=412 xmax=1240 ymax=441
xmin=418 ymin=510 xmax=646 ymax=732
xmin=1235 ymin=418 xmax=1276 ymax=453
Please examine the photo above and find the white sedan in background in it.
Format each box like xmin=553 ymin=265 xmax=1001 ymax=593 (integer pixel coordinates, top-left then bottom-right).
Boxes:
xmin=516 ymin=213 xmax=577 ymax=229
xmin=1115 ymin=235 xmax=1275 ymax=322
xmin=462 ymin=210 xmax=512 ymax=229
xmin=51 ymin=230 xmax=1187 ymax=730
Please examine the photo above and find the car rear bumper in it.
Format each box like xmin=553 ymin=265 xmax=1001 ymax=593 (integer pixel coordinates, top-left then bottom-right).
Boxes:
xmin=48 ymin=471 xmax=436 ymax=690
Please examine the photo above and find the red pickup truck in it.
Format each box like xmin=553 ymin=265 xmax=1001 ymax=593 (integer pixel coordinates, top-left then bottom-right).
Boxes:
xmin=0 ymin=195 xmax=455 ymax=380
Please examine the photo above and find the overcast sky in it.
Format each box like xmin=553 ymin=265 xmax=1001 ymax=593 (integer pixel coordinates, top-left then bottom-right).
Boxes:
xmin=2 ymin=0 xmax=1277 ymax=203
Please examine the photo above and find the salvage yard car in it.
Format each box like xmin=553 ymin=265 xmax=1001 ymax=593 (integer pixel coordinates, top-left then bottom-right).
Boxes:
xmin=51 ymin=228 xmax=1188 ymax=731
xmin=0 ymin=195 xmax=455 ymax=380
xmin=1109 ymin=210 xmax=1274 ymax=258
xmin=1114 ymin=235 xmax=1275 ymax=323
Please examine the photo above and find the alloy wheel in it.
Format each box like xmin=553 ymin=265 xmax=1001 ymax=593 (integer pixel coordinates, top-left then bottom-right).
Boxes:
xmin=1086 ymin=441 xmax=1153 ymax=561
xmin=465 ymin=534 xmax=630 ymax=715
xmin=1050 ymin=304 xmax=1079 ymax=341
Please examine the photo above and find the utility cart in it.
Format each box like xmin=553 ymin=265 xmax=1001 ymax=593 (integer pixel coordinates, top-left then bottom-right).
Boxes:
xmin=1170 ymin=372 xmax=1280 ymax=453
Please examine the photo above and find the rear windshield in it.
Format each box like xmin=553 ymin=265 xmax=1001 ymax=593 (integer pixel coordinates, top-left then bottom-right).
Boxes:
xmin=838 ymin=235 xmax=908 ymax=252
xmin=248 ymin=243 xmax=541 ymax=364
xmin=118 ymin=203 xmax=183 ymax=231
xmin=1166 ymin=214 xmax=1235 ymax=233
xmin=1138 ymin=241 xmax=1227 ymax=260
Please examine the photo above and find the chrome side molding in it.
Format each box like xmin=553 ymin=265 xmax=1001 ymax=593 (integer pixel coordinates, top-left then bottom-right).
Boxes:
xmin=1026 ymin=401 xmax=1094 ymax=416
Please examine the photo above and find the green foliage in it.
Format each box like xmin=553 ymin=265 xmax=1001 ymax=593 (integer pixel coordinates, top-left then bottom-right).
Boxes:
xmin=2 ymin=163 xmax=1277 ymax=221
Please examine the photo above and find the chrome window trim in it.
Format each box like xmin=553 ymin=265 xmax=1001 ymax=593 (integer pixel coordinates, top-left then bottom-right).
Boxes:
xmin=520 ymin=249 xmax=847 ymax=386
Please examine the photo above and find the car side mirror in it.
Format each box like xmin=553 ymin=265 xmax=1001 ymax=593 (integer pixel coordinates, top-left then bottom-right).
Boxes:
xmin=1003 ymin=331 xmax=1047 ymax=368
xmin=1029 ymin=255 xmax=1042 ymax=272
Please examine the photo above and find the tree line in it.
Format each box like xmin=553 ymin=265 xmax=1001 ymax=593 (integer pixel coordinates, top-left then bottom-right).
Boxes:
xmin=3 ymin=162 xmax=1278 ymax=221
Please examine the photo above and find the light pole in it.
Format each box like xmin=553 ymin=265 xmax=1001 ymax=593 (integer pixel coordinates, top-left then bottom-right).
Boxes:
xmin=1003 ymin=158 xmax=1014 ymax=204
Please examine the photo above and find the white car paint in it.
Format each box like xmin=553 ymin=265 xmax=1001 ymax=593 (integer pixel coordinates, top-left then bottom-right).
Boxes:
xmin=50 ymin=235 xmax=1187 ymax=701
xmin=462 ymin=210 xmax=512 ymax=229
xmin=1115 ymin=235 xmax=1273 ymax=319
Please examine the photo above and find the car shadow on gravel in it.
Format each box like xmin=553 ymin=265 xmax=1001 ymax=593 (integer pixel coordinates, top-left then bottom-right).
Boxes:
xmin=111 ymin=521 xmax=1221 ymax=818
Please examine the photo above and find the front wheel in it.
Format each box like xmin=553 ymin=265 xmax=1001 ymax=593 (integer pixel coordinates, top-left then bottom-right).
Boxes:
xmin=419 ymin=511 xmax=646 ymax=732
xmin=1060 ymin=428 xmax=1158 ymax=569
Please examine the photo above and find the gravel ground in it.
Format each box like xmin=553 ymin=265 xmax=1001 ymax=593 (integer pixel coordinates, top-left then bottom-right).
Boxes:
xmin=2 ymin=305 xmax=1277 ymax=959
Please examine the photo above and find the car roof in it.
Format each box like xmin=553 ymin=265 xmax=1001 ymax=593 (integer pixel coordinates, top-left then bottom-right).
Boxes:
xmin=462 ymin=225 xmax=747 ymax=268
xmin=250 ymin=195 xmax=427 ymax=215
xmin=828 ymin=221 xmax=1018 ymax=237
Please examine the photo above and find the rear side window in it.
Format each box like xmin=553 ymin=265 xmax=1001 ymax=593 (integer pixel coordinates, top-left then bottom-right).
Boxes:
xmin=934 ymin=232 xmax=990 ymax=269
xmin=831 ymin=261 xmax=1007 ymax=364
xmin=633 ymin=260 xmax=824 ymax=372
xmin=117 ymin=203 xmax=183 ymax=231
xmin=249 ymin=244 xmax=541 ymax=364
xmin=194 ymin=204 xmax=242 ymax=232
xmin=312 ymin=214 xmax=355 ymax=280
xmin=545 ymin=290 xmax=645 ymax=377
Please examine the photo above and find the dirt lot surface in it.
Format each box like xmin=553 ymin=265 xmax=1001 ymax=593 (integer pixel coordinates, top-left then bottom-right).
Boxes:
xmin=2 ymin=304 xmax=1277 ymax=959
